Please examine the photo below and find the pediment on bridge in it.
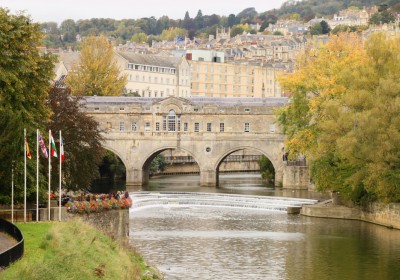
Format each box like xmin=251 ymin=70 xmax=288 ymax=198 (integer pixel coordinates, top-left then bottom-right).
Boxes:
xmin=153 ymin=96 xmax=192 ymax=114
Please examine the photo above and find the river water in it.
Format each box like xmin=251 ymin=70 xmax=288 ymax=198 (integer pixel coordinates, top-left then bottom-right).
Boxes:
xmin=129 ymin=174 xmax=400 ymax=280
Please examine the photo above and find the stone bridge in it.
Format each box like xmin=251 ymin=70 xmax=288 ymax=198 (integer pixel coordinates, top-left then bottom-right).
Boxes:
xmin=82 ymin=96 xmax=304 ymax=190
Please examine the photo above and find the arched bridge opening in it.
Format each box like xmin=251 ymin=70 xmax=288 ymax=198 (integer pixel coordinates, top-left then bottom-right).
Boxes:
xmin=90 ymin=147 xmax=127 ymax=193
xmin=215 ymin=147 xmax=277 ymax=188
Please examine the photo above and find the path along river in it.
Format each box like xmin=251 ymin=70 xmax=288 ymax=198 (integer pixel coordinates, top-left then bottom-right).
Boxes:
xmin=128 ymin=173 xmax=400 ymax=280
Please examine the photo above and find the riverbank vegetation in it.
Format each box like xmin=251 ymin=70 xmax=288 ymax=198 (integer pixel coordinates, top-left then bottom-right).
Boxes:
xmin=276 ymin=33 xmax=400 ymax=204
xmin=0 ymin=220 xmax=160 ymax=280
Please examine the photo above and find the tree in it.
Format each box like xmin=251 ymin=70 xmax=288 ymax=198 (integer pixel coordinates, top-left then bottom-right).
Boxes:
xmin=149 ymin=154 xmax=167 ymax=175
xmin=66 ymin=36 xmax=127 ymax=96
xmin=227 ymin=14 xmax=239 ymax=27
xmin=310 ymin=22 xmax=323 ymax=35
xmin=0 ymin=8 xmax=55 ymax=203
xmin=369 ymin=10 xmax=396 ymax=25
xmin=131 ymin=32 xmax=147 ymax=43
xmin=259 ymin=155 xmax=275 ymax=183
xmin=277 ymin=33 xmax=400 ymax=203
xmin=47 ymin=86 xmax=103 ymax=191
xmin=159 ymin=27 xmax=188 ymax=41
xmin=60 ymin=19 xmax=77 ymax=43
xmin=194 ymin=10 xmax=205 ymax=30
xmin=320 ymin=20 xmax=331 ymax=34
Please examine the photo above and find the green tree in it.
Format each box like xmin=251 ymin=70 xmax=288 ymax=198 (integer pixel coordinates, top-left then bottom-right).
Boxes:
xmin=131 ymin=32 xmax=147 ymax=43
xmin=47 ymin=86 xmax=103 ymax=191
xmin=66 ymin=36 xmax=127 ymax=96
xmin=277 ymin=33 xmax=400 ymax=203
xmin=194 ymin=10 xmax=205 ymax=30
xmin=159 ymin=27 xmax=188 ymax=41
xmin=369 ymin=10 xmax=396 ymax=25
xmin=0 ymin=8 xmax=55 ymax=203
xmin=320 ymin=20 xmax=331 ymax=34
xmin=60 ymin=19 xmax=77 ymax=42
xmin=149 ymin=154 xmax=167 ymax=175
xmin=310 ymin=22 xmax=323 ymax=35
xmin=259 ymin=155 xmax=275 ymax=183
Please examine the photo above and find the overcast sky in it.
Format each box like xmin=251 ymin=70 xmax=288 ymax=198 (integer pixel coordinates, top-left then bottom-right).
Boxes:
xmin=1 ymin=0 xmax=287 ymax=24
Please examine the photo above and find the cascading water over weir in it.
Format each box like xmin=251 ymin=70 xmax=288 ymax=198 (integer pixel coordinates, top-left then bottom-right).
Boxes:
xmin=129 ymin=192 xmax=319 ymax=213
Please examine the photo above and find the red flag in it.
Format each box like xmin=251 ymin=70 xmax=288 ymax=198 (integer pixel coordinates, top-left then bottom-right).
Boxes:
xmin=60 ymin=136 xmax=65 ymax=162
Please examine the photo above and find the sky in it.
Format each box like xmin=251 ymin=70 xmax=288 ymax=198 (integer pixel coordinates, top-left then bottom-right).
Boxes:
xmin=1 ymin=0 xmax=287 ymax=24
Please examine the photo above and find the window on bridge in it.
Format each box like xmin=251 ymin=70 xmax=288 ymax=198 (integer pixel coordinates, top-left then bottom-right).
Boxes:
xmin=220 ymin=123 xmax=224 ymax=132
xmin=194 ymin=123 xmax=200 ymax=132
xmin=207 ymin=123 xmax=212 ymax=132
xmin=119 ymin=122 xmax=125 ymax=132
xmin=168 ymin=110 xmax=176 ymax=131
xmin=131 ymin=122 xmax=137 ymax=132
xmin=244 ymin=123 xmax=250 ymax=132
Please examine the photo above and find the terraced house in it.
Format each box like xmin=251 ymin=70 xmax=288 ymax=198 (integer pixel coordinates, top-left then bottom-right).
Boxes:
xmin=115 ymin=52 xmax=191 ymax=98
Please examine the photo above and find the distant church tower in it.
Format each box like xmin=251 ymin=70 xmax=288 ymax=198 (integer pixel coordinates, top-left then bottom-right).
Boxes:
xmin=216 ymin=27 xmax=231 ymax=40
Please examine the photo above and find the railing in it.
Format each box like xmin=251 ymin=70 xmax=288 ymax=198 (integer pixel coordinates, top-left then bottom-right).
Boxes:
xmin=0 ymin=218 xmax=24 ymax=269
xmin=286 ymin=159 xmax=307 ymax=166
xmin=164 ymin=155 xmax=263 ymax=164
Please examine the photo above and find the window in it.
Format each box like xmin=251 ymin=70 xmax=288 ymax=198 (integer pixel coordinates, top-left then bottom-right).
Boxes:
xmin=120 ymin=107 xmax=125 ymax=111
xmin=119 ymin=122 xmax=125 ymax=132
xmin=156 ymin=122 xmax=160 ymax=131
xmin=220 ymin=123 xmax=224 ymax=132
xmin=162 ymin=116 xmax=167 ymax=131
xmin=244 ymin=123 xmax=250 ymax=132
xmin=145 ymin=122 xmax=150 ymax=131
xmin=194 ymin=123 xmax=200 ymax=132
xmin=131 ymin=122 xmax=137 ymax=131
xmin=269 ymin=124 xmax=275 ymax=133
xmin=168 ymin=110 xmax=176 ymax=131
xmin=184 ymin=122 xmax=188 ymax=132
xmin=245 ymin=108 xmax=250 ymax=112
xmin=207 ymin=123 xmax=212 ymax=132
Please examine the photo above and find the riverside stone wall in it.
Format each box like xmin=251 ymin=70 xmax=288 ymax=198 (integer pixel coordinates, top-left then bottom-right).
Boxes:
xmin=301 ymin=202 xmax=400 ymax=230
xmin=66 ymin=209 xmax=129 ymax=240
xmin=361 ymin=203 xmax=400 ymax=229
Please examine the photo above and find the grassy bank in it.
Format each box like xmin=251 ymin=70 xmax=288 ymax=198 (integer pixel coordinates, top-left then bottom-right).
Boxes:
xmin=0 ymin=220 xmax=160 ymax=280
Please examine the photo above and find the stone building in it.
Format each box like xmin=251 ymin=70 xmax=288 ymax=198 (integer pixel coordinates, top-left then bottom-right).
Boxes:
xmin=115 ymin=52 xmax=191 ymax=98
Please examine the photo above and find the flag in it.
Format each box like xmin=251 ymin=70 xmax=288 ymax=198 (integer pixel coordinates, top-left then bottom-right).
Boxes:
xmin=38 ymin=132 xmax=48 ymax=158
xmin=50 ymin=131 xmax=58 ymax=158
xmin=60 ymin=136 xmax=65 ymax=162
xmin=176 ymin=36 xmax=184 ymax=41
xmin=25 ymin=137 xmax=32 ymax=159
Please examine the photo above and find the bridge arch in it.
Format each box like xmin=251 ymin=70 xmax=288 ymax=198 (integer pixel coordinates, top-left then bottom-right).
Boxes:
xmin=214 ymin=146 xmax=278 ymax=171
xmin=136 ymin=146 xmax=201 ymax=187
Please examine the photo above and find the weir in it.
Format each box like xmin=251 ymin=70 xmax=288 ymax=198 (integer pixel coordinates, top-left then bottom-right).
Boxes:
xmin=130 ymin=192 xmax=319 ymax=212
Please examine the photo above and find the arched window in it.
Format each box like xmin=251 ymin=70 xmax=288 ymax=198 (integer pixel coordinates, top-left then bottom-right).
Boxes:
xmin=168 ymin=110 xmax=176 ymax=131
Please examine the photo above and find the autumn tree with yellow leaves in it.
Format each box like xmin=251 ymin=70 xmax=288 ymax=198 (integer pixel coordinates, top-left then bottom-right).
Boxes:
xmin=66 ymin=36 xmax=127 ymax=96
xmin=277 ymin=33 xmax=400 ymax=203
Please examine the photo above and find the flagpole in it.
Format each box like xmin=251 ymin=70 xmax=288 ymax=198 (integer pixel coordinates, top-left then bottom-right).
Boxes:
xmin=59 ymin=130 xmax=62 ymax=221
xmin=48 ymin=130 xmax=51 ymax=221
xmin=36 ymin=129 xmax=39 ymax=222
xmin=24 ymin=128 xmax=27 ymax=222
xmin=11 ymin=162 xmax=14 ymax=223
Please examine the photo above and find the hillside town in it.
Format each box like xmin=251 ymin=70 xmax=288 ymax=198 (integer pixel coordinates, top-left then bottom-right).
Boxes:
xmin=49 ymin=5 xmax=400 ymax=99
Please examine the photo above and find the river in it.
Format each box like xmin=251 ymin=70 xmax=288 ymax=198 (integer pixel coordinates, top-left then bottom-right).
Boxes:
xmin=128 ymin=173 xmax=400 ymax=280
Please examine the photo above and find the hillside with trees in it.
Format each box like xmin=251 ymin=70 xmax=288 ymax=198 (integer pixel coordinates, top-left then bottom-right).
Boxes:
xmin=37 ymin=0 xmax=400 ymax=50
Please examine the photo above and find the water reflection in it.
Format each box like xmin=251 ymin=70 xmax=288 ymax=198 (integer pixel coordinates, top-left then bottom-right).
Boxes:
xmin=129 ymin=173 xmax=400 ymax=280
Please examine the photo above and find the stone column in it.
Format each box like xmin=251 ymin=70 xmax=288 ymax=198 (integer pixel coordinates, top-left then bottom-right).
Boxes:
xmin=275 ymin=168 xmax=283 ymax=187
xmin=200 ymin=169 xmax=218 ymax=187
xmin=126 ymin=168 xmax=145 ymax=191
